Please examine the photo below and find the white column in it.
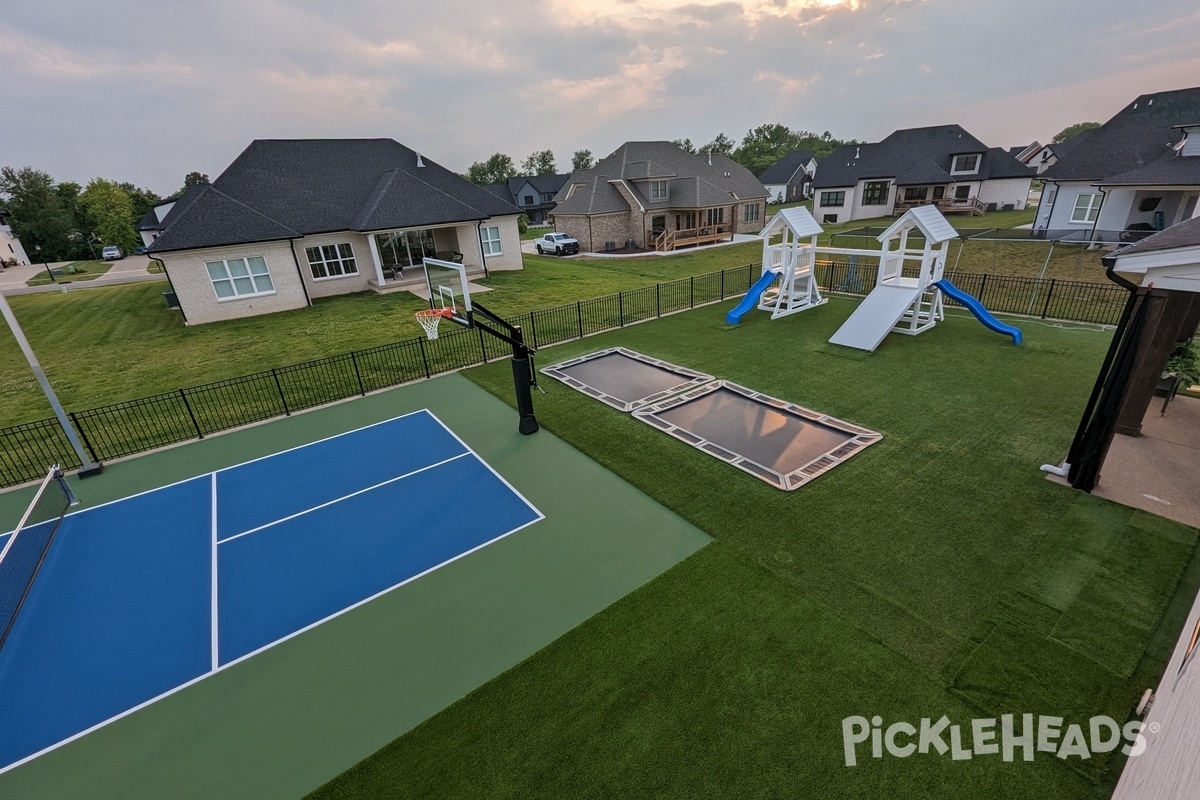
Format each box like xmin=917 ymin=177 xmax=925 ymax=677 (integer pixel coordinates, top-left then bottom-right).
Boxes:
xmin=367 ymin=233 xmax=386 ymax=283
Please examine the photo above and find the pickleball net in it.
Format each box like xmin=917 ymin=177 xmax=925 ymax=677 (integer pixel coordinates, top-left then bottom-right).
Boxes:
xmin=0 ymin=465 xmax=77 ymax=652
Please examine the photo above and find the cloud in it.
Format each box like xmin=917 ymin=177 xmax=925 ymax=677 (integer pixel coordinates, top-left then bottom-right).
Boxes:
xmin=752 ymin=70 xmax=818 ymax=94
xmin=526 ymin=45 xmax=690 ymax=116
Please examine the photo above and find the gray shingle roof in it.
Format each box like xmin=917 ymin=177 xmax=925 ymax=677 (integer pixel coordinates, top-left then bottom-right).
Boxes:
xmin=552 ymin=142 xmax=767 ymax=215
xmin=148 ymin=139 xmax=519 ymax=253
xmin=1108 ymin=214 xmax=1200 ymax=259
xmin=757 ymin=150 xmax=815 ymax=184
xmin=1041 ymin=87 xmax=1200 ymax=183
xmin=813 ymin=125 xmax=1030 ymax=189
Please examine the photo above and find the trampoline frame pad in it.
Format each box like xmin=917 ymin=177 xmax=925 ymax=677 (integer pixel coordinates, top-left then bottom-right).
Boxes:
xmin=633 ymin=381 xmax=882 ymax=491
xmin=540 ymin=348 xmax=715 ymax=412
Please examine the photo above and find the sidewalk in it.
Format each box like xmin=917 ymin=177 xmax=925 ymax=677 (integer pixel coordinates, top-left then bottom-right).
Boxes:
xmin=0 ymin=256 xmax=167 ymax=296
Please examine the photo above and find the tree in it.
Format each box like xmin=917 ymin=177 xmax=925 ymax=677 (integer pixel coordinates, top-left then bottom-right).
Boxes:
xmin=0 ymin=166 xmax=80 ymax=261
xmin=520 ymin=149 xmax=557 ymax=176
xmin=731 ymin=124 xmax=855 ymax=174
xmin=571 ymin=149 xmax=595 ymax=171
xmin=1052 ymin=122 xmax=1101 ymax=143
xmin=465 ymin=153 xmax=518 ymax=185
xmin=119 ymin=182 xmax=161 ymax=231
xmin=671 ymin=138 xmax=696 ymax=154
xmin=702 ymin=133 xmax=736 ymax=156
xmin=79 ymin=178 xmax=139 ymax=254
xmin=180 ymin=171 xmax=210 ymax=194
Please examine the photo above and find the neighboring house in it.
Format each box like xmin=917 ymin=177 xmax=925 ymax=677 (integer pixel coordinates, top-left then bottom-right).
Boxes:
xmin=1013 ymin=133 xmax=1093 ymax=176
xmin=146 ymin=139 xmax=521 ymax=325
xmin=137 ymin=189 xmax=205 ymax=248
xmin=757 ymin=151 xmax=818 ymax=203
xmin=0 ymin=208 xmax=30 ymax=266
xmin=1035 ymin=87 xmax=1200 ymax=241
xmin=551 ymin=141 xmax=769 ymax=253
xmin=812 ymin=125 xmax=1034 ymax=225
xmin=483 ymin=174 xmax=569 ymax=225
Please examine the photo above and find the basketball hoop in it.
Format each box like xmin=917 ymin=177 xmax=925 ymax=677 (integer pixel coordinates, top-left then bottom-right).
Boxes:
xmin=415 ymin=307 xmax=453 ymax=340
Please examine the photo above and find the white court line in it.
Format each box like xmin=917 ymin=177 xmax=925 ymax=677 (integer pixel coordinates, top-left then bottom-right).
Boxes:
xmin=0 ymin=408 xmax=545 ymax=775
xmin=210 ymin=474 xmax=219 ymax=672
xmin=23 ymin=409 xmax=447 ymax=526
xmin=217 ymin=452 xmax=472 ymax=544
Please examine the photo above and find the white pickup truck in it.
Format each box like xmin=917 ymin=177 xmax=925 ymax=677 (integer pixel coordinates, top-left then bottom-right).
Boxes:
xmin=534 ymin=232 xmax=580 ymax=256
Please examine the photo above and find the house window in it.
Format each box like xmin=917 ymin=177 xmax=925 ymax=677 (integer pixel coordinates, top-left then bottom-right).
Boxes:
xmin=952 ymin=154 xmax=980 ymax=173
xmin=649 ymin=180 xmax=669 ymax=201
xmin=705 ymin=207 xmax=725 ymax=226
xmin=904 ymin=187 xmax=927 ymax=202
xmin=305 ymin=242 xmax=358 ymax=279
xmin=1071 ymin=193 xmax=1102 ymax=223
xmin=954 ymin=185 xmax=971 ymax=201
xmin=205 ymin=256 xmax=274 ymax=300
xmin=523 ymin=195 xmax=534 ymax=205
xmin=823 ymin=214 xmax=839 ymax=224
xmin=743 ymin=203 xmax=760 ymax=223
xmin=541 ymin=193 xmax=554 ymax=202
xmin=933 ymin=186 xmax=945 ymax=200
xmin=820 ymin=191 xmax=845 ymax=207
xmin=676 ymin=211 xmax=696 ymax=230
xmin=862 ymin=182 xmax=889 ymax=205
xmin=481 ymin=225 xmax=502 ymax=256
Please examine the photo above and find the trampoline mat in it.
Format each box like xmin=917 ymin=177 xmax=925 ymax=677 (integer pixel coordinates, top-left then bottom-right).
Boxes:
xmin=634 ymin=382 xmax=882 ymax=491
xmin=541 ymin=349 xmax=714 ymax=412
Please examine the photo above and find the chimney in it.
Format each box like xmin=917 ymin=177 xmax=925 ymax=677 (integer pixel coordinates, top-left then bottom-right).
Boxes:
xmin=416 ymin=153 xmax=426 ymax=167
xmin=708 ymin=152 xmax=713 ymax=166
xmin=855 ymin=147 xmax=860 ymax=159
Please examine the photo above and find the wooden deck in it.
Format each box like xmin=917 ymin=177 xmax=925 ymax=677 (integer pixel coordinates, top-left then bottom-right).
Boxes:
xmin=649 ymin=225 xmax=735 ymax=251
xmin=893 ymin=197 xmax=985 ymax=217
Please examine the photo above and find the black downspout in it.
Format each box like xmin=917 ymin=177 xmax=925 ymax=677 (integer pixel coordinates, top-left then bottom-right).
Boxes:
xmin=289 ymin=240 xmax=313 ymax=307
xmin=1063 ymin=252 xmax=1141 ymax=488
xmin=152 ymin=256 xmax=190 ymax=326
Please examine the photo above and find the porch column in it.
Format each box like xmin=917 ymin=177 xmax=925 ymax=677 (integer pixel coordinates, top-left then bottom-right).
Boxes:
xmin=1114 ymin=288 xmax=1193 ymax=436
xmin=366 ymin=233 xmax=386 ymax=284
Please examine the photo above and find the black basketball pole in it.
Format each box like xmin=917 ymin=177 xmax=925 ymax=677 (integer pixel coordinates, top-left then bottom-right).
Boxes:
xmin=470 ymin=301 xmax=539 ymax=435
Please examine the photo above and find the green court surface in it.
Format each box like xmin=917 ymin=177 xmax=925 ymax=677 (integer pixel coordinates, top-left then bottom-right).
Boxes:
xmin=0 ymin=375 xmax=709 ymax=799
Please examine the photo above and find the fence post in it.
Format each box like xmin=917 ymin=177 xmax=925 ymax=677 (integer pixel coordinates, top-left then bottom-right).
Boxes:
xmin=690 ymin=275 xmax=695 ymax=308
xmin=977 ymin=274 xmax=989 ymax=306
xmin=618 ymin=292 xmax=624 ymax=327
xmin=419 ymin=336 xmax=431 ymax=378
xmin=179 ymin=388 xmax=203 ymax=438
xmin=720 ymin=268 xmax=726 ymax=300
xmin=1041 ymin=279 xmax=1056 ymax=319
xmin=576 ymin=301 xmax=584 ymax=338
xmin=478 ymin=327 xmax=488 ymax=363
xmin=529 ymin=311 xmax=538 ymax=348
xmin=67 ymin=411 xmax=102 ymax=465
xmin=656 ymin=283 xmax=661 ymax=317
xmin=271 ymin=368 xmax=290 ymax=415
xmin=350 ymin=351 xmax=366 ymax=395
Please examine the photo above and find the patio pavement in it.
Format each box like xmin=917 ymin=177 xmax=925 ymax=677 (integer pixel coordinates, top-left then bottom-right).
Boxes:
xmin=1090 ymin=394 xmax=1200 ymax=530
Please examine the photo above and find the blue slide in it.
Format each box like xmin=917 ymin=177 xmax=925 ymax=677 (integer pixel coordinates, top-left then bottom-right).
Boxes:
xmin=933 ymin=279 xmax=1022 ymax=345
xmin=726 ymin=271 xmax=780 ymax=325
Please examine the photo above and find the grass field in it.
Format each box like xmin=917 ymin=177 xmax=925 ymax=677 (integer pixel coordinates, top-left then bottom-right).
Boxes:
xmin=309 ymin=300 xmax=1199 ymax=799
xmin=24 ymin=261 xmax=114 ymax=287
xmin=0 ymin=206 xmax=1107 ymax=428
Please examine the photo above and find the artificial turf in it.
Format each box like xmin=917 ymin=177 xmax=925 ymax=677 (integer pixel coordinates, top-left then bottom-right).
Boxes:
xmin=310 ymin=297 xmax=1200 ymax=799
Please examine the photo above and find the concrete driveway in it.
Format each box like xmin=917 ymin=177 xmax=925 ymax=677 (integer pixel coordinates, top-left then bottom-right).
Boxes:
xmin=0 ymin=255 xmax=166 ymax=296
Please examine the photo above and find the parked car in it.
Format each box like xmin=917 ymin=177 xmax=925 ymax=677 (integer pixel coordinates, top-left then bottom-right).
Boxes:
xmin=101 ymin=246 xmax=125 ymax=261
xmin=134 ymin=246 xmax=148 ymax=255
xmin=535 ymin=232 xmax=580 ymax=256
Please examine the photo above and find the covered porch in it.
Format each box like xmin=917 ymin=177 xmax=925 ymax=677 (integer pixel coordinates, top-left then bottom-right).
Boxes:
xmin=647 ymin=205 xmax=737 ymax=252
xmin=364 ymin=223 xmax=480 ymax=293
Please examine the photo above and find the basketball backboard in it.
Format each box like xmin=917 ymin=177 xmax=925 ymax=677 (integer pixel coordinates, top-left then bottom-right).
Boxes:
xmin=421 ymin=258 xmax=473 ymax=327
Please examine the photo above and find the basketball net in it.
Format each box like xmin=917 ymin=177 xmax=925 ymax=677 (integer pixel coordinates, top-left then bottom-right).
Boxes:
xmin=415 ymin=307 xmax=452 ymax=340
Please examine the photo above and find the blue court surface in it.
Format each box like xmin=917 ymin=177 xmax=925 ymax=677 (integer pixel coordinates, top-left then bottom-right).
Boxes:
xmin=0 ymin=410 xmax=542 ymax=773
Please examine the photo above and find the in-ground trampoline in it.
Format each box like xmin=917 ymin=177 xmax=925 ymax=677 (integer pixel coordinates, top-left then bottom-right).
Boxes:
xmin=540 ymin=348 xmax=714 ymax=412
xmin=633 ymin=382 xmax=882 ymax=491
xmin=542 ymin=349 xmax=882 ymax=491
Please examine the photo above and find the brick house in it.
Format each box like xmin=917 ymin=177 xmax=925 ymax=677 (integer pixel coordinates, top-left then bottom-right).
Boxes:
xmin=550 ymin=142 xmax=768 ymax=253
xmin=146 ymin=139 xmax=521 ymax=325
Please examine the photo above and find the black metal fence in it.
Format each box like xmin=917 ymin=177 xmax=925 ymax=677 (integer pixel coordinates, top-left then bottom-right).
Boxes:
xmin=0 ymin=262 xmax=1127 ymax=488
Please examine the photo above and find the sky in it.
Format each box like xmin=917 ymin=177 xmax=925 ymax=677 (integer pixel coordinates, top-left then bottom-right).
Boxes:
xmin=3 ymin=0 xmax=1200 ymax=197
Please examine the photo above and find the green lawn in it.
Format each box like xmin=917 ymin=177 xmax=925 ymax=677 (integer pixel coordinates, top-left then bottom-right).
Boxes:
xmin=24 ymin=260 xmax=114 ymax=287
xmin=0 ymin=207 xmax=1105 ymax=428
xmin=310 ymin=300 xmax=1199 ymax=799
